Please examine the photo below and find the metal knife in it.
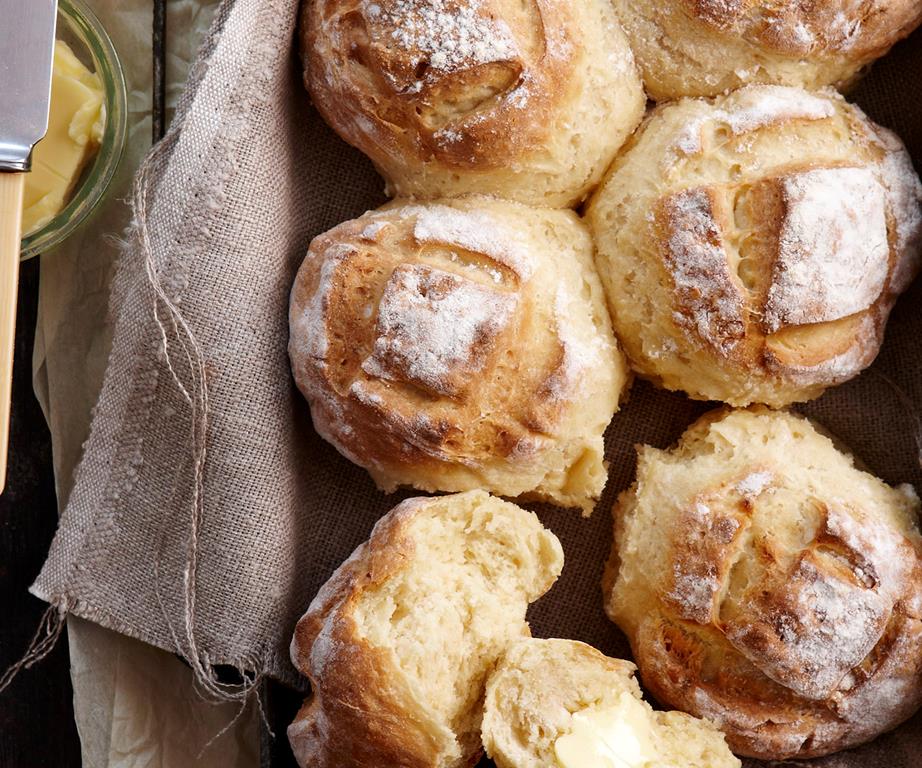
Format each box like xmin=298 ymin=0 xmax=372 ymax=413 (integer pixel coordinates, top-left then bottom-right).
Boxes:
xmin=0 ymin=0 xmax=58 ymax=492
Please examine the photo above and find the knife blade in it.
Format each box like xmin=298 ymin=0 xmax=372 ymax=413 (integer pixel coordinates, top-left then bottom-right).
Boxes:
xmin=0 ymin=0 xmax=57 ymax=171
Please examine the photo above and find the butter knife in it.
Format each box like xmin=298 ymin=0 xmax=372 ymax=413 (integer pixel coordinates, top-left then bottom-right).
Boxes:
xmin=0 ymin=0 xmax=58 ymax=492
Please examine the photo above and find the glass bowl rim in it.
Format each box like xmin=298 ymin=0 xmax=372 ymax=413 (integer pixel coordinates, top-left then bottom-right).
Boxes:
xmin=20 ymin=0 xmax=129 ymax=260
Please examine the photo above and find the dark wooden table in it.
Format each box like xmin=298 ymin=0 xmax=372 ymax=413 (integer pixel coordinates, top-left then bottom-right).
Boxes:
xmin=0 ymin=259 xmax=81 ymax=767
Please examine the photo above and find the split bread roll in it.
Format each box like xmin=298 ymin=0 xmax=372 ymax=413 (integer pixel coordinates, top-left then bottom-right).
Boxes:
xmin=603 ymin=407 xmax=922 ymax=760
xmin=288 ymin=491 xmax=564 ymax=768
xmin=587 ymin=85 xmax=922 ymax=407
xmin=613 ymin=0 xmax=922 ymax=100
xmin=482 ymin=638 xmax=741 ymax=768
xmin=300 ymin=0 xmax=645 ymax=207
xmin=289 ymin=197 xmax=628 ymax=513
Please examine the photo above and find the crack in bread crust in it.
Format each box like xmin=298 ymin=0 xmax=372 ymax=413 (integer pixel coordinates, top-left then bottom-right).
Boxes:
xmin=604 ymin=408 xmax=922 ymax=760
xmin=613 ymin=0 xmax=922 ymax=98
xmin=289 ymin=198 xmax=625 ymax=512
xmin=301 ymin=0 xmax=645 ymax=205
xmin=588 ymin=85 xmax=922 ymax=407
xmin=684 ymin=0 xmax=922 ymax=58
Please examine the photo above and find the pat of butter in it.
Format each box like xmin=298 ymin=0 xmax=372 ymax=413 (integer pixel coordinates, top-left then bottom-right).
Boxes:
xmin=22 ymin=39 xmax=105 ymax=236
xmin=555 ymin=692 xmax=657 ymax=768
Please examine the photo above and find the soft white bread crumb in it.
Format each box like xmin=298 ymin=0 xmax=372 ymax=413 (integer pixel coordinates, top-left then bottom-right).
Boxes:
xmin=288 ymin=491 xmax=564 ymax=768
xmin=482 ymin=637 xmax=740 ymax=768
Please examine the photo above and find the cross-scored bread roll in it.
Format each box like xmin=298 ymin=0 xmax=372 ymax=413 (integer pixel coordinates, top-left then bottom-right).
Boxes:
xmin=613 ymin=0 xmax=922 ymax=100
xmin=300 ymin=0 xmax=645 ymax=207
xmin=603 ymin=407 xmax=922 ymax=760
xmin=587 ymin=85 xmax=922 ymax=407
xmin=482 ymin=638 xmax=741 ymax=768
xmin=288 ymin=491 xmax=564 ymax=768
xmin=289 ymin=197 xmax=628 ymax=513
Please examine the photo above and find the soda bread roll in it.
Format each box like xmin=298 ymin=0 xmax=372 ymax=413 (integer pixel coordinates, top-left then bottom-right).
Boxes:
xmin=288 ymin=491 xmax=564 ymax=768
xmin=289 ymin=197 xmax=628 ymax=514
xmin=586 ymin=85 xmax=922 ymax=407
xmin=300 ymin=0 xmax=645 ymax=207
xmin=482 ymin=638 xmax=741 ymax=768
xmin=613 ymin=0 xmax=922 ymax=100
xmin=603 ymin=407 xmax=922 ymax=760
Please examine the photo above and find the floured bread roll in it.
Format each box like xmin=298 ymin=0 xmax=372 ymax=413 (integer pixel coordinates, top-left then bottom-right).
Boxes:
xmin=614 ymin=0 xmax=922 ymax=100
xmin=300 ymin=0 xmax=645 ymax=207
xmin=289 ymin=197 xmax=627 ymax=513
xmin=603 ymin=407 xmax=922 ymax=760
xmin=288 ymin=491 xmax=564 ymax=768
xmin=482 ymin=638 xmax=741 ymax=768
xmin=587 ymin=85 xmax=922 ymax=407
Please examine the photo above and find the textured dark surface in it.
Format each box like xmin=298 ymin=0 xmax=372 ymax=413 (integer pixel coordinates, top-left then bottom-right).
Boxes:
xmin=153 ymin=0 xmax=167 ymax=142
xmin=0 ymin=259 xmax=81 ymax=767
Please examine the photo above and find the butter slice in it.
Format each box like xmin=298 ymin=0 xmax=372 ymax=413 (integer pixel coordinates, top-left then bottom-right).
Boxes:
xmin=22 ymin=39 xmax=105 ymax=236
xmin=555 ymin=692 xmax=657 ymax=768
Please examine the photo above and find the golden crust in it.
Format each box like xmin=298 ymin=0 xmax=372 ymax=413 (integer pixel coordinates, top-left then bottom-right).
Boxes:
xmin=289 ymin=197 xmax=627 ymax=513
xmin=300 ymin=0 xmax=645 ymax=206
xmin=288 ymin=502 xmax=445 ymax=768
xmin=614 ymin=0 xmax=922 ymax=99
xmin=603 ymin=407 xmax=922 ymax=760
xmin=288 ymin=491 xmax=564 ymax=768
xmin=586 ymin=85 xmax=922 ymax=407
xmin=685 ymin=0 xmax=922 ymax=59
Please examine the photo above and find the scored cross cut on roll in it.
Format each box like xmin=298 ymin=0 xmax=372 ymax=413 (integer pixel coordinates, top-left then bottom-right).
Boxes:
xmin=613 ymin=0 xmax=922 ymax=99
xmin=300 ymin=0 xmax=645 ymax=206
xmin=587 ymin=85 xmax=922 ymax=408
xmin=603 ymin=407 xmax=922 ymax=760
xmin=289 ymin=197 xmax=628 ymax=513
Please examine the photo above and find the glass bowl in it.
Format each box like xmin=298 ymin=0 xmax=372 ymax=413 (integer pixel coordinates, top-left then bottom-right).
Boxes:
xmin=20 ymin=0 xmax=128 ymax=260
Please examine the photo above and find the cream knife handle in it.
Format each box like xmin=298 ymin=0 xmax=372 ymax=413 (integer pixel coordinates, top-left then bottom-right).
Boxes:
xmin=0 ymin=171 xmax=24 ymax=494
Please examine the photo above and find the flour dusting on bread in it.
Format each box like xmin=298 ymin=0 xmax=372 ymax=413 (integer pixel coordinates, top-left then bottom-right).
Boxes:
xmin=362 ymin=264 xmax=517 ymax=396
xmin=764 ymin=166 xmax=889 ymax=332
xmin=590 ymin=84 xmax=922 ymax=406
xmin=413 ymin=205 xmax=534 ymax=278
xmin=669 ymin=86 xmax=836 ymax=160
xmin=366 ymin=0 xmax=518 ymax=74
xmin=605 ymin=408 xmax=922 ymax=759
xmin=289 ymin=199 xmax=626 ymax=512
xmin=291 ymin=242 xmax=354 ymax=363
xmin=660 ymin=187 xmax=745 ymax=355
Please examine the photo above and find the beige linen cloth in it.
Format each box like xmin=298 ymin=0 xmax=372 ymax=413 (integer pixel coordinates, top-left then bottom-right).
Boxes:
xmin=26 ymin=0 xmax=922 ymax=764
xmin=32 ymin=0 xmax=257 ymax=764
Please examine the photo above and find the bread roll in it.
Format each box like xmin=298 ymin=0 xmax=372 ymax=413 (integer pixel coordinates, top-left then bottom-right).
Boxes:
xmin=289 ymin=197 xmax=628 ymax=513
xmin=288 ymin=491 xmax=564 ymax=768
xmin=300 ymin=0 xmax=645 ymax=207
xmin=482 ymin=638 xmax=740 ymax=768
xmin=586 ymin=85 xmax=922 ymax=407
xmin=613 ymin=0 xmax=922 ymax=100
xmin=603 ymin=407 xmax=922 ymax=760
